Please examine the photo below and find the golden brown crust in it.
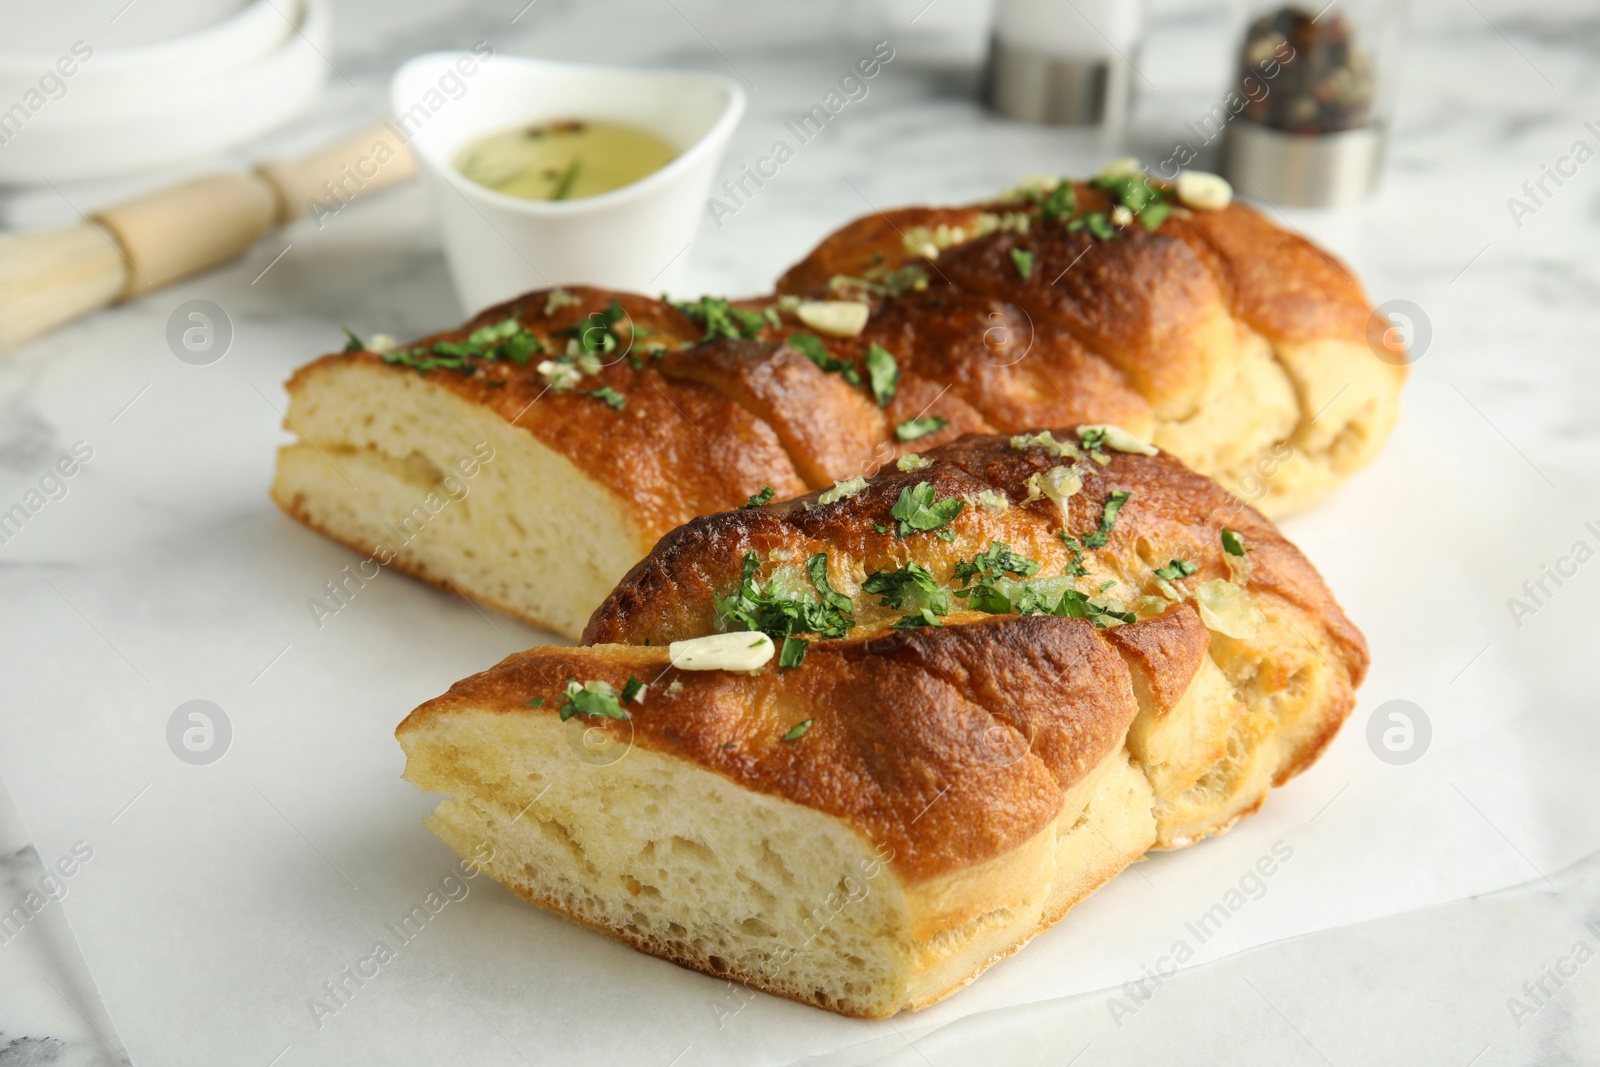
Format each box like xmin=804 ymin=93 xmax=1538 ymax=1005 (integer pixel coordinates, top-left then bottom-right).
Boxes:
xmin=285 ymin=288 xmax=807 ymax=543
xmin=862 ymin=286 xmax=1154 ymax=437
xmin=1104 ymin=603 xmax=1211 ymax=719
xmin=399 ymin=613 xmax=1138 ymax=885
xmin=1166 ymin=202 xmax=1372 ymax=345
xmin=657 ymin=337 xmax=885 ymax=489
xmin=582 ymin=429 xmax=1369 ymax=691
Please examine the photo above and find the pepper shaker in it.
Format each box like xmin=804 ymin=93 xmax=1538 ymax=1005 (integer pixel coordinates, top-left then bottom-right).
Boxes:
xmin=1221 ymin=0 xmax=1405 ymax=206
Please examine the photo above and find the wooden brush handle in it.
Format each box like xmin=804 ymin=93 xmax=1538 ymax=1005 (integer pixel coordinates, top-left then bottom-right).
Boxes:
xmin=94 ymin=172 xmax=278 ymax=297
xmin=256 ymin=122 xmax=416 ymax=222
xmin=0 ymin=121 xmax=417 ymax=349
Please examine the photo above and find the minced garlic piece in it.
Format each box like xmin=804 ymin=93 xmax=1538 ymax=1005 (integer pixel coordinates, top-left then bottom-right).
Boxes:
xmin=1176 ymin=171 xmax=1233 ymax=211
xmin=796 ymin=300 xmax=870 ymax=337
xmin=536 ymin=359 xmax=581 ymax=390
xmin=1081 ymin=424 xmax=1159 ymax=455
xmin=1194 ymin=579 xmax=1264 ymax=638
xmin=817 ymin=476 xmax=868 ymax=505
xmin=976 ymin=489 xmax=1010 ymax=512
xmin=670 ymin=632 xmax=775 ymax=671
xmin=1009 ymin=430 xmax=1082 ymax=459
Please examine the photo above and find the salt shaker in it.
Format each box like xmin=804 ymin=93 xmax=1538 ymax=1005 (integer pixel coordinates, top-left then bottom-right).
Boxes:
xmin=984 ymin=0 xmax=1144 ymax=127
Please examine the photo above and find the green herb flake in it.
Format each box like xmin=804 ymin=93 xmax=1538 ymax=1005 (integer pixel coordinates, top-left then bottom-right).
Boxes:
xmin=675 ymin=295 xmax=768 ymax=342
xmin=585 ymin=385 xmax=627 ymax=410
xmin=891 ymin=608 xmax=945 ymax=629
xmin=862 ymin=561 xmax=950 ymax=623
xmin=340 ymin=326 xmax=365 ymax=352
xmin=873 ymin=523 xmax=890 ymax=534
xmin=524 ymin=697 xmax=544 ymax=708
xmin=1221 ymin=528 xmax=1247 ymax=557
xmin=787 ymin=330 xmax=862 ymax=384
xmin=714 ymin=551 xmax=854 ymax=664
xmin=889 ymin=481 xmax=965 ymax=538
xmin=778 ymin=635 xmax=809 ymax=670
xmin=558 ymin=679 xmax=628 ymax=721
xmin=1010 ymin=247 xmax=1034 ymax=279
xmin=1153 ymin=559 xmax=1198 ymax=582
xmin=865 ymin=343 xmax=900 ymax=407
xmin=781 ymin=718 xmax=814 ymax=741
xmin=621 ymin=676 xmax=647 ymax=704
xmin=562 ymin=300 xmax=629 ymax=356
xmin=1070 ymin=212 xmax=1118 ymax=241
xmin=1081 ymin=490 xmax=1131 ymax=549
xmin=1140 ymin=200 xmax=1173 ymax=231
xmin=743 ymin=485 xmax=776 ymax=509
xmin=895 ymin=416 xmax=948 ymax=442
xmin=1041 ymin=182 xmax=1077 ymax=221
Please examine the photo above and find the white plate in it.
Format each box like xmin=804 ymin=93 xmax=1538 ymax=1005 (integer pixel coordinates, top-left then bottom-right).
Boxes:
xmin=0 ymin=0 xmax=291 ymax=103
xmin=0 ymin=0 xmax=329 ymax=184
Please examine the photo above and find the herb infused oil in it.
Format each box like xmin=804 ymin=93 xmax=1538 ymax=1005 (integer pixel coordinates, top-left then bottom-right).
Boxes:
xmin=454 ymin=120 xmax=678 ymax=202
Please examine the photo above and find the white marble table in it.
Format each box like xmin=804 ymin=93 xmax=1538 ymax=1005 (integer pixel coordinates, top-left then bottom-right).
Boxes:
xmin=3 ymin=0 xmax=1598 ymax=1063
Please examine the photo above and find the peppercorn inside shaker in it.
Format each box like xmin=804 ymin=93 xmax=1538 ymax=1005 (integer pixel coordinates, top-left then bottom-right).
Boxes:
xmin=1222 ymin=1 xmax=1404 ymax=207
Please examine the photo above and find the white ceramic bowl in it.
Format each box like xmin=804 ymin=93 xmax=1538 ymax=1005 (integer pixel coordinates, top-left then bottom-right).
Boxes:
xmin=391 ymin=52 xmax=744 ymax=313
xmin=0 ymin=0 xmax=328 ymax=184
xmin=0 ymin=0 xmax=293 ymax=105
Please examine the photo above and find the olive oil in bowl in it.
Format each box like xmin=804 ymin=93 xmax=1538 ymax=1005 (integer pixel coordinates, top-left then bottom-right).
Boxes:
xmin=454 ymin=120 xmax=679 ymax=202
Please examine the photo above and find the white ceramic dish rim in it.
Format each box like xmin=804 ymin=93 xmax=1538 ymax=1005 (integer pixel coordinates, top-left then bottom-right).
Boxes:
xmin=0 ymin=0 xmax=293 ymax=80
xmin=16 ymin=0 xmax=322 ymax=129
xmin=393 ymin=52 xmax=746 ymax=219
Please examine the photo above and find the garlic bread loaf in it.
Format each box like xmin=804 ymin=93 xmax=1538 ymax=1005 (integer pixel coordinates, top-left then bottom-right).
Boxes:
xmin=274 ymin=172 xmax=1402 ymax=639
xmin=397 ymin=429 xmax=1368 ymax=1017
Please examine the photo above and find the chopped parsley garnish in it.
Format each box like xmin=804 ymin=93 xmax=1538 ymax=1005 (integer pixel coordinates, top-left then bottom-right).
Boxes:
xmin=524 ymin=697 xmax=544 ymax=707
xmin=862 ymin=562 xmax=950 ymax=624
xmin=1221 ymin=528 xmax=1247 ymax=557
xmin=558 ymin=679 xmax=628 ymax=721
xmin=1040 ymin=182 xmax=1077 ymax=221
xmin=1057 ymin=533 xmax=1089 ymax=577
xmin=377 ymin=312 xmax=550 ymax=374
xmin=743 ymin=485 xmax=776 ymax=509
xmin=781 ymin=718 xmax=813 ymax=741
xmin=715 ymin=551 xmax=855 ymax=670
xmin=1140 ymin=200 xmax=1173 ymax=231
xmin=1010 ymin=247 xmax=1034 ymax=279
xmin=946 ymin=540 xmax=1133 ymax=627
xmin=675 ymin=295 xmax=768 ymax=342
xmin=895 ymin=416 xmax=948 ymax=442
xmin=1079 ymin=426 xmax=1111 ymax=463
xmin=892 ymin=608 xmax=945 ymax=629
xmin=787 ymin=331 xmax=862 ymax=385
xmin=1153 ymin=559 xmax=1198 ymax=582
xmin=1069 ymin=212 xmax=1116 ymax=241
xmin=952 ymin=542 xmax=1041 ymax=613
xmin=807 ymin=553 xmax=855 ymax=617
xmin=873 ymin=523 xmax=890 ymax=534
xmin=341 ymin=326 xmax=365 ymax=352
xmin=865 ymin=343 xmax=900 ymax=407
xmin=584 ymin=385 xmax=626 ymax=410
xmin=953 ymin=542 xmax=1040 ymax=585
xmin=561 ymin=300 xmax=629 ymax=356
xmin=544 ymin=288 xmax=580 ymax=315
xmin=1090 ymin=172 xmax=1166 ymax=214
xmin=889 ymin=481 xmax=965 ymax=538
xmin=1081 ymin=490 xmax=1131 ymax=549
xmin=778 ymin=636 xmax=809 ymax=670
xmin=829 ymin=263 xmax=930 ymax=298
xmin=621 ymin=676 xmax=647 ymax=704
